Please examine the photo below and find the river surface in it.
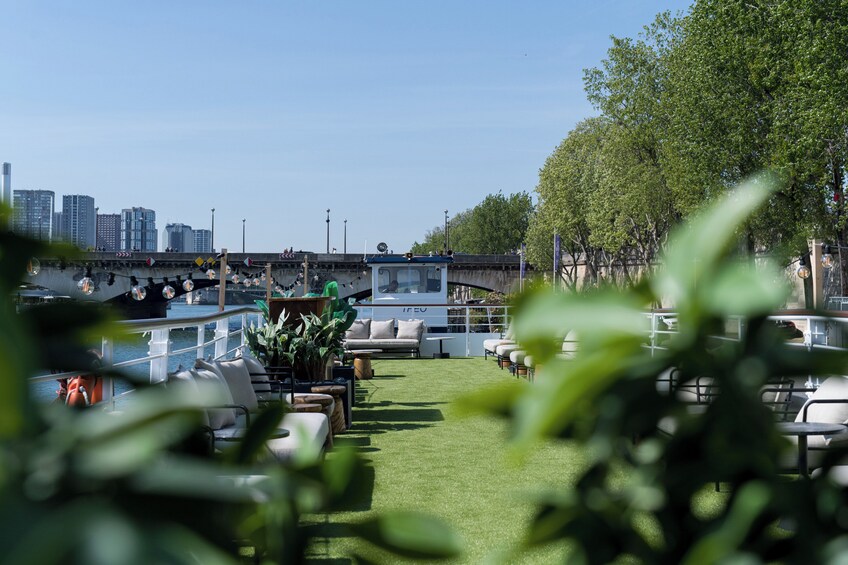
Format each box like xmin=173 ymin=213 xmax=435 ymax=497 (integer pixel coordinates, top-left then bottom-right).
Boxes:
xmin=32 ymin=304 xmax=263 ymax=403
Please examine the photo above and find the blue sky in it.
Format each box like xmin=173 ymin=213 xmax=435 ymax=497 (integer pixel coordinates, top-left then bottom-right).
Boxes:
xmin=1 ymin=0 xmax=691 ymax=254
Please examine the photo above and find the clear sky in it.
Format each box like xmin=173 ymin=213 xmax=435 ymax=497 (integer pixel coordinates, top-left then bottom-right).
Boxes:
xmin=1 ymin=0 xmax=692 ymax=254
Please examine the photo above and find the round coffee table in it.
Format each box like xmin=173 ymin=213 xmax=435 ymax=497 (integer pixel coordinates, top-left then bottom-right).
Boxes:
xmin=426 ymin=336 xmax=455 ymax=358
xmin=349 ymin=349 xmax=382 ymax=379
xmin=777 ymin=421 xmax=847 ymax=478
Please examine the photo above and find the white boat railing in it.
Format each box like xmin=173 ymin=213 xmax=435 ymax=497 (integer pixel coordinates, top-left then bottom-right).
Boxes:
xmin=29 ymin=306 xmax=262 ymax=411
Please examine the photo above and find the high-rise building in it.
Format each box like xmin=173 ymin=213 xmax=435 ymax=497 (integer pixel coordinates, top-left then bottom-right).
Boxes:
xmin=1 ymin=163 xmax=11 ymax=207
xmin=163 ymin=223 xmax=194 ymax=252
xmin=60 ymin=194 xmax=97 ymax=250
xmin=12 ymin=190 xmax=55 ymax=241
xmin=96 ymin=213 xmax=121 ymax=251
xmin=120 ymin=207 xmax=157 ymax=252
xmin=193 ymin=229 xmax=212 ymax=254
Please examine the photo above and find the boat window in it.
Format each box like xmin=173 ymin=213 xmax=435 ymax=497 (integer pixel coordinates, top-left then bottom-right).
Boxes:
xmin=376 ymin=265 xmax=440 ymax=294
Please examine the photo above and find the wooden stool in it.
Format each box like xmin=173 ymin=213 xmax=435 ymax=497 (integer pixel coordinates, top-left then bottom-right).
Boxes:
xmin=312 ymin=385 xmax=347 ymax=434
xmin=291 ymin=403 xmax=322 ymax=413
xmin=516 ymin=365 xmax=528 ymax=377
xmin=353 ymin=352 xmax=376 ymax=380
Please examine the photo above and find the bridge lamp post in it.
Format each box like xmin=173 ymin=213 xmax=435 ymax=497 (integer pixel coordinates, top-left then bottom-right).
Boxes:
xmin=344 ymin=219 xmax=347 ymax=254
xmin=444 ymin=209 xmax=449 ymax=253
xmin=242 ymin=218 xmax=246 ymax=253
xmin=211 ymin=208 xmax=215 ymax=252
xmin=326 ymin=209 xmax=330 ymax=254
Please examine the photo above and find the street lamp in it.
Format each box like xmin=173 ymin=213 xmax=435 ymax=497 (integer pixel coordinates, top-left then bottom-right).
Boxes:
xmin=344 ymin=219 xmax=347 ymax=254
xmin=326 ymin=209 xmax=330 ymax=253
xmin=444 ymin=209 xmax=449 ymax=253
xmin=242 ymin=218 xmax=246 ymax=253
xmin=211 ymin=208 xmax=215 ymax=252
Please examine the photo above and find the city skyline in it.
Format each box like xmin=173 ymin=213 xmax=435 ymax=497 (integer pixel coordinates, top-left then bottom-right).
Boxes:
xmin=1 ymin=1 xmax=692 ymax=253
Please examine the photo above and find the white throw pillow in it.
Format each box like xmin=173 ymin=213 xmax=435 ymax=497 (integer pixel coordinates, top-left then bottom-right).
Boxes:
xmin=193 ymin=360 xmax=237 ymax=430
xmin=370 ymin=319 xmax=395 ymax=339
xmin=797 ymin=376 xmax=848 ymax=424
xmin=216 ymin=358 xmax=259 ymax=412
xmin=346 ymin=318 xmax=371 ymax=339
xmin=397 ymin=319 xmax=424 ymax=340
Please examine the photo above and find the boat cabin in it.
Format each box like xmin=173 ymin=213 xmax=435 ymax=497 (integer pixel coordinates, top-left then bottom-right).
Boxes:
xmin=366 ymin=255 xmax=452 ymax=327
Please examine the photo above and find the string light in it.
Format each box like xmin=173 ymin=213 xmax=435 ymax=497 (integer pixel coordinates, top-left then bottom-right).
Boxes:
xmin=130 ymin=276 xmax=146 ymax=301
xmin=183 ymin=273 xmax=194 ymax=292
xmin=77 ymin=267 xmax=94 ymax=296
xmin=252 ymin=277 xmax=260 ymax=286
xmin=162 ymin=277 xmax=176 ymax=299
xmin=231 ymin=273 xmax=240 ymax=284
xmin=243 ymin=277 xmax=252 ymax=287
xmin=822 ymin=244 xmax=834 ymax=268
xmin=226 ymin=264 xmax=232 ymax=275
xmin=275 ymin=285 xmax=283 ymax=293
xmin=797 ymin=256 xmax=811 ymax=279
xmin=26 ymin=258 xmax=40 ymax=276
xmin=207 ymin=269 xmax=216 ymax=280
xmin=260 ymin=272 xmax=266 ymax=282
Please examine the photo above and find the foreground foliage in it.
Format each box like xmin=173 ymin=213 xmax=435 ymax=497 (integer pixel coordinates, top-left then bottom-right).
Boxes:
xmin=466 ymin=178 xmax=848 ymax=563
xmin=0 ymin=217 xmax=458 ymax=564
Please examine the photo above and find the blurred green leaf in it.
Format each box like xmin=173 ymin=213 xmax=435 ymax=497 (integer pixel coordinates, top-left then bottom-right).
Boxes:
xmin=349 ymin=511 xmax=463 ymax=560
xmin=701 ymin=262 xmax=788 ymax=317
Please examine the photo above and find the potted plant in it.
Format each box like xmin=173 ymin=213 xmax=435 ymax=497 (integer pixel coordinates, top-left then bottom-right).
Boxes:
xmin=245 ymin=311 xmax=291 ymax=368
xmin=283 ymin=307 xmax=350 ymax=382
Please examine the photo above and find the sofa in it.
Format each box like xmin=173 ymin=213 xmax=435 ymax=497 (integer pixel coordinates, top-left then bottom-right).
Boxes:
xmin=342 ymin=318 xmax=425 ymax=358
xmin=167 ymin=356 xmax=332 ymax=463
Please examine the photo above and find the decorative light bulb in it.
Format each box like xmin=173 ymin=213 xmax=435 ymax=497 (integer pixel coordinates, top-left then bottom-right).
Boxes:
xmin=243 ymin=278 xmax=251 ymax=287
xmin=131 ymin=285 xmax=147 ymax=301
xmin=822 ymin=253 xmax=834 ymax=268
xmin=275 ymin=286 xmax=283 ymax=293
xmin=231 ymin=274 xmax=240 ymax=284
xmin=260 ymin=272 xmax=266 ymax=281
xmin=162 ymin=285 xmax=176 ymax=299
xmin=207 ymin=269 xmax=216 ymax=280
xmin=252 ymin=277 xmax=260 ymax=286
xmin=182 ymin=278 xmax=195 ymax=292
xmin=77 ymin=277 xmax=95 ymax=296
xmin=798 ymin=265 xmax=811 ymax=279
xmin=226 ymin=265 xmax=232 ymax=275
xmin=26 ymin=258 xmax=41 ymax=276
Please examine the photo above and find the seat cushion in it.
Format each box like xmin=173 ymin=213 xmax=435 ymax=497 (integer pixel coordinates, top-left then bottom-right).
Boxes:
xmin=509 ymin=350 xmax=527 ymax=364
xmin=236 ymin=352 xmax=273 ymax=402
xmin=264 ymin=412 xmax=330 ymax=462
xmin=484 ymin=338 xmax=513 ymax=352
xmin=345 ymin=318 xmax=371 ymax=339
xmin=345 ymin=338 xmax=418 ymax=349
xmin=370 ymin=319 xmax=395 ymax=339
xmin=496 ymin=344 xmax=520 ymax=357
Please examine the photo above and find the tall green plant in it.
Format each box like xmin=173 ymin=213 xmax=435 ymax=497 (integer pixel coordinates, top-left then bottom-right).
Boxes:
xmin=462 ymin=176 xmax=848 ymax=563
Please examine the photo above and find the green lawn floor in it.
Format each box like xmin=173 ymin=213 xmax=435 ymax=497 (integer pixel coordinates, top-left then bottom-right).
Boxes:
xmin=303 ymin=358 xmax=726 ymax=564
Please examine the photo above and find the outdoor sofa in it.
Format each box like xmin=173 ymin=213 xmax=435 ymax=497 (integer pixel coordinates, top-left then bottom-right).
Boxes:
xmin=342 ymin=318 xmax=425 ymax=358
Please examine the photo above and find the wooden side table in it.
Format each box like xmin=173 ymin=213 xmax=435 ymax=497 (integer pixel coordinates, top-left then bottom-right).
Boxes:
xmin=349 ymin=349 xmax=382 ymax=380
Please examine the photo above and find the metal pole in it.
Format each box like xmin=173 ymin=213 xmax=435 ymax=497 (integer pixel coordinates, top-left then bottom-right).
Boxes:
xmin=211 ymin=208 xmax=215 ymax=252
xmin=444 ymin=209 xmax=448 ymax=253
xmin=242 ymin=218 xmax=246 ymax=253
xmin=344 ymin=219 xmax=347 ymax=254
xmin=218 ymin=249 xmax=227 ymax=312
xmin=265 ymin=263 xmax=272 ymax=305
xmin=326 ymin=209 xmax=330 ymax=254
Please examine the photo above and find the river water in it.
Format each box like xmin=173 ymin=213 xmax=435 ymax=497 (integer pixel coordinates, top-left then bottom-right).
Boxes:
xmin=32 ymin=304 xmax=263 ymax=403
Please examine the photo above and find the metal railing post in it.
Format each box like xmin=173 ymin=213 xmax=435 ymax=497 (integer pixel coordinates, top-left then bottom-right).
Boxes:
xmin=148 ymin=328 xmax=171 ymax=383
xmin=215 ymin=318 xmax=229 ymax=360
xmin=465 ymin=306 xmax=471 ymax=357
xmin=197 ymin=324 xmax=205 ymax=359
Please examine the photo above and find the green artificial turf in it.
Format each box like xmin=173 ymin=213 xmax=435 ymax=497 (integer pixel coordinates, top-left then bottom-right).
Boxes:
xmin=303 ymin=358 xmax=725 ymax=564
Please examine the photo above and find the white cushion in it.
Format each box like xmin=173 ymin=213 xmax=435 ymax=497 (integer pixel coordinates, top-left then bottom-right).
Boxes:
xmin=346 ymin=318 xmax=371 ymax=339
xmin=509 ymin=350 xmax=526 ymax=364
xmin=191 ymin=362 xmax=237 ymax=430
xmin=397 ymin=319 xmax=424 ymax=341
xmin=216 ymin=358 xmax=259 ymax=412
xmin=236 ymin=352 xmax=273 ymax=402
xmin=370 ymin=319 xmax=395 ymax=339
xmin=484 ymin=338 xmax=513 ymax=353
xmin=496 ymin=343 xmax=520 ymax=357
xmin=797 ymin=377 xmax=848 ymax=424
xmin=524 ymin=355 xmax=534 ymax=368
xmin=263 ymin=412 xmax=330 ymax=462
xmin=167 ymin=368 xmax=211 ymax=428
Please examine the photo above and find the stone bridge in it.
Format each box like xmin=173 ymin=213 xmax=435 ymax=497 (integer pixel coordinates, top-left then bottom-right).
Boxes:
xmin=26 ymin=252 xmax=529 ymax=314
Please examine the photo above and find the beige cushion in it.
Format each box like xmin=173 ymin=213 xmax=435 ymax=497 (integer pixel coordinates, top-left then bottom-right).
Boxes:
xmin=370 ymin=319 xmax=395 ymax=339
xmin=216 ymin=358 xmax=259 ymax=412
xmin=236 ymin=351 xmax=273 ymax=403
xmin=797 ymin=377 xmax=848 ymax=424
xmin=263 ymin=412 xmax=330 ymax=462
xmin=496 ymin=343 xmax=520 ymax=357
xmin=167 ymin=369 xmax=211 ymax=428
xmin=346 ymin=318 xmax=371 ymax=339
xmin=191 ymin=363 xmax=237 ymax=430
xmin=397 ymin=319 xmax=424 ymax=341
xmin=509 ymin=350 xmax=526 ymax=364
xmin=344 ymin=338 xmax=419 ymax=349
